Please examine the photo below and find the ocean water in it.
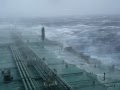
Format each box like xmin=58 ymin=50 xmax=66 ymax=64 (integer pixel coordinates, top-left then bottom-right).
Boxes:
xmin=1 ymin=15 xmax=120 ymax=66
xmin=34 ymin=16 xmax=120 ymax=66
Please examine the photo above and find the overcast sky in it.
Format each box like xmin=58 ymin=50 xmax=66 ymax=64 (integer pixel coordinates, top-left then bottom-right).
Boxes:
xmin=0 ymin=0 xmax=120 ymax=17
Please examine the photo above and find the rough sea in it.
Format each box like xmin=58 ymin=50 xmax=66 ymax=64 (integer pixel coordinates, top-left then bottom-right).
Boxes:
xmin=1 ymin=15 xmax=120 ymax=67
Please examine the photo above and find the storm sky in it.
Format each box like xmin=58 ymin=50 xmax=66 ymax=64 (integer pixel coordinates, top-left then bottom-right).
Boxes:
xmin=0 ymin=0 xmax=120 ymax=17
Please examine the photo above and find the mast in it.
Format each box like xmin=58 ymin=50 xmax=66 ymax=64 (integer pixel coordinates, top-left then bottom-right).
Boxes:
xmin=41 ymin=27 xmax=45 ymax=41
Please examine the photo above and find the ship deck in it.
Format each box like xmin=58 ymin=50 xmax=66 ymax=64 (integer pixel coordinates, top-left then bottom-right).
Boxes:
xmin=0 ymin=32 xmax=120 ymax=90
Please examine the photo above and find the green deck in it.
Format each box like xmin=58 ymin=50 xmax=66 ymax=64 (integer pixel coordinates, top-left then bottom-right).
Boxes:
xmin=29 ymin=43 xmax=107 ymax=90
xmin=0 ymin=32 xmax=119 ymax=90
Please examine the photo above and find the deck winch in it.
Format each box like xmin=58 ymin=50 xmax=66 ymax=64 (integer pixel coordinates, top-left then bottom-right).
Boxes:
xmin=2 ymin=69 xmax=13 ymax=82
